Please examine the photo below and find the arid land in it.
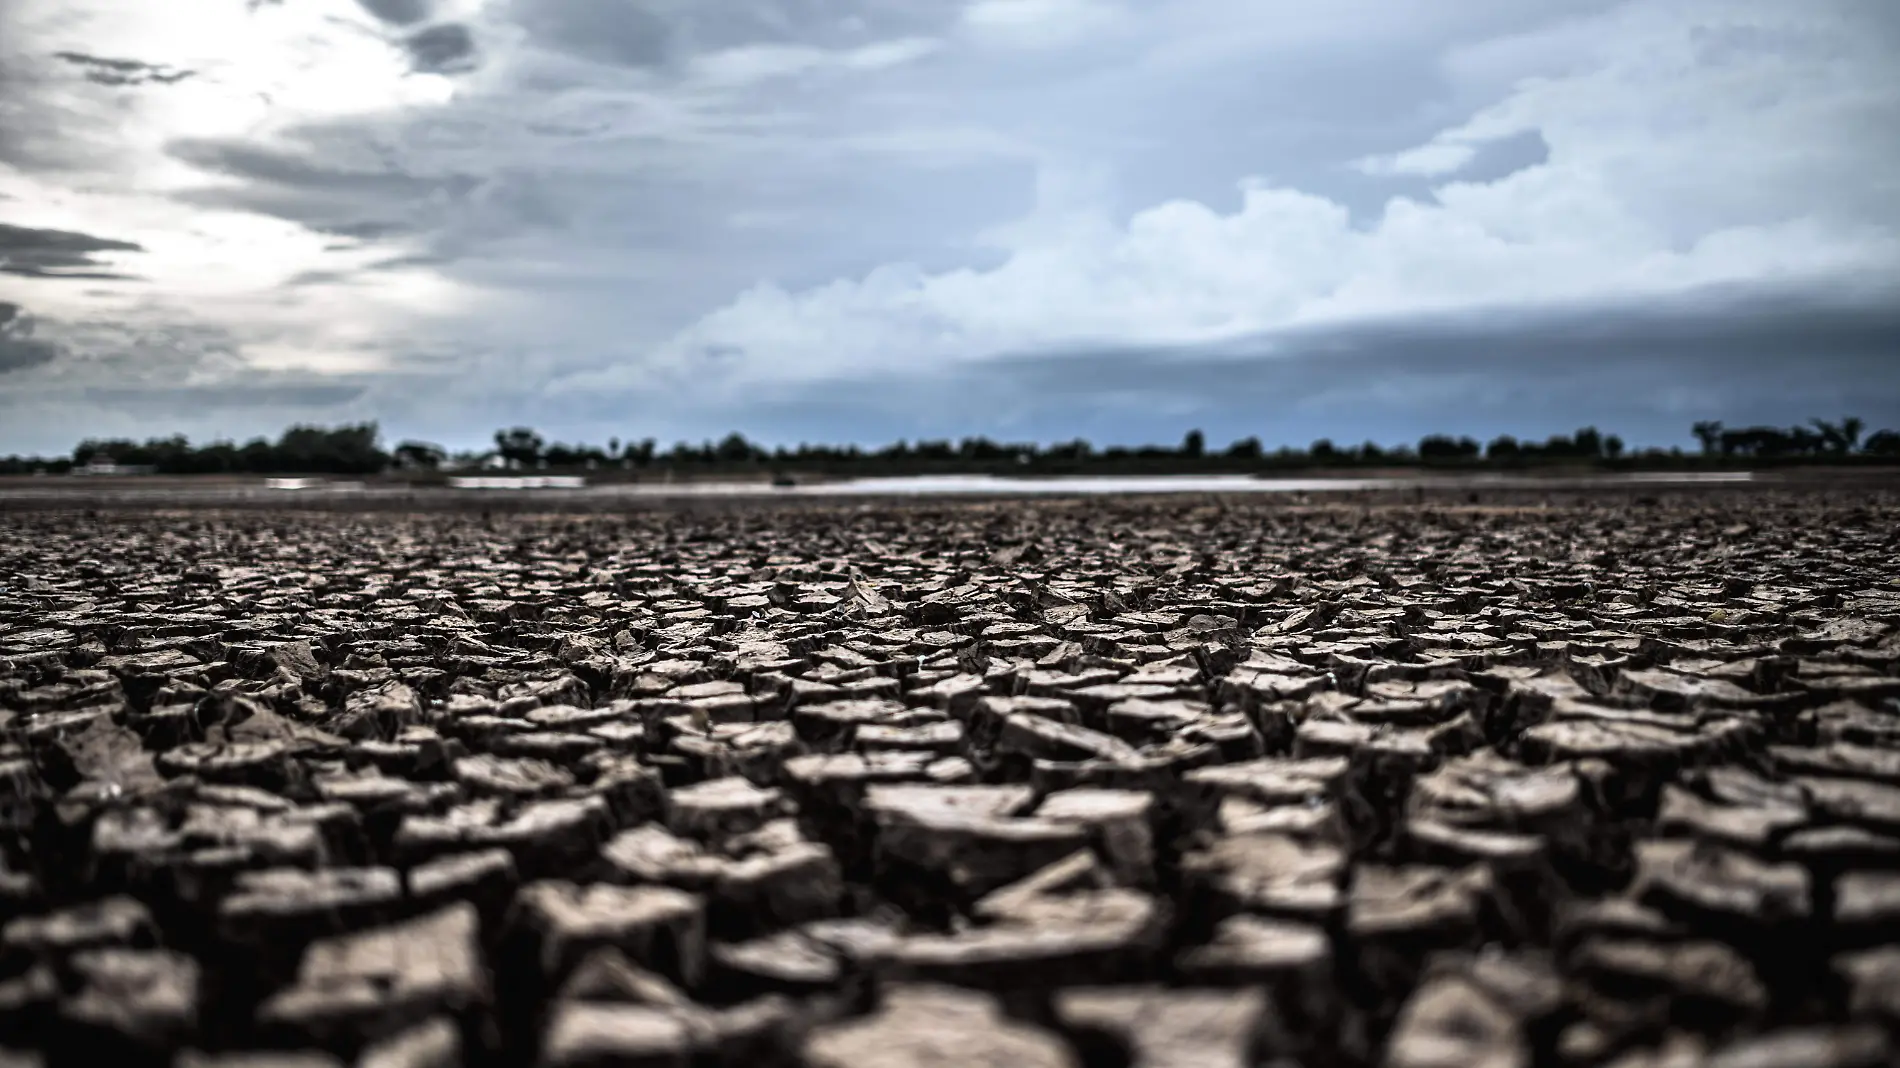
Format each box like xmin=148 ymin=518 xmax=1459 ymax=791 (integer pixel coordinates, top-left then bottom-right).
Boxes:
xmin=1 ymin=482 xmax=1898 ymax=1066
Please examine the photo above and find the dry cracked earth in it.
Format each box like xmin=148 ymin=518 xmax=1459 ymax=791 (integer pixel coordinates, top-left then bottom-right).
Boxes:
xmin=2 ymin=489 xmax=1900 ymax=1068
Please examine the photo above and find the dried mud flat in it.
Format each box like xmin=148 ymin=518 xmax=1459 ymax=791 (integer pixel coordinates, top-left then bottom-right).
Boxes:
xmin=2 ymin=489 xmax=1899 ymax=1068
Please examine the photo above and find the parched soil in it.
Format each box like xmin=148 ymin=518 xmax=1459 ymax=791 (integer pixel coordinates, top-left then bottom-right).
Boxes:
xmin=1 ymin=490 xmax=1898 ymax=1067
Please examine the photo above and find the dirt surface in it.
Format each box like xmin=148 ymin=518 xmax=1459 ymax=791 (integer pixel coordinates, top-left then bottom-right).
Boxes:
xmin=1 ymin=488 xmax=1898 ymax=1067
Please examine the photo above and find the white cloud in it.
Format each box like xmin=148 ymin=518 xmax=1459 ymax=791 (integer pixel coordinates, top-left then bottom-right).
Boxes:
xmin=599 ymin=0 xmax=1900 ymax=398
xmin=0 ymin=0 xmax=486 ymax=385
xmin=688 ymin=36 xmax=940 ymax=87
xmin=688 ymin=44 xmax=832 ymax=87
xmin=960 ymin=0 xmax=1125 ymax=49
xmin=1354 ymin=140 xmax=1479 ymax=178
xmin=845 ymin=37 xmax=943 ymax=71
xmin=7 ymin=0 xmax=459 ymax=176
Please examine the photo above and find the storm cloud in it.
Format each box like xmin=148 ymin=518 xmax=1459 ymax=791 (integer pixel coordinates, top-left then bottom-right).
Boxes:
xmin=356 ymin=0 xmax=432 ymax=26
xmin=0 ymin=0 xmax=1894 ymax=454
xmin=402 ymin=23 xmax=477 ymax=73
xmin=542 ymin=284 xmax=1900 ymax=449
xmin=78 ymin=382 xmax=369 ymax=410
xmin=0 ymin=223 xmax=143 ymax=280
xmin=0 ymin=303 xmax=61 ymax=373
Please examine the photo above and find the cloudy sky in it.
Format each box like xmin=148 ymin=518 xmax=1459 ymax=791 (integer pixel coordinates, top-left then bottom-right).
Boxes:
xmin=1 ymin=0 xmax=1896 ymax=454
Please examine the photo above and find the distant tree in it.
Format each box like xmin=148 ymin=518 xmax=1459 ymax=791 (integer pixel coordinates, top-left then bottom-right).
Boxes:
xmin=73 ymin=439 xmax=115 ymax=465
xmin=494 ymin=427 xmax=544 ymax=469
xmin=1048 ymin=438 xmax=1094 ymax=463
xmin=1716 ymin=424 xmax=1835 ymax=460
xmin=393 ymin=441 xmax=446 ymax=470
xmin=195 ymin=441 xmax=239 ymax=474
xmin=0 ymin=453 xmax=70 ymax=475
xmin=145 ymin=434 xmax=194 ymax=473
xmin=275 ymin=424 xmax=385 ymax=474
xmin=1862 ymin=429 xmax=1900 ymax=456
xmin=43 ymin=415 xmax=1895 ymax=480
xmin=1536 ymin=432 xmax=1575 ymax=457
xmin=1573 ymin=427 xmax=1604 ymax=458
xmin=1418 ymin=435 xmax=1480 ymax=463
xmin=239 ymin=438 xmax=274 ymax=472
xmin=717 ymin=432 xmax=761 ymax=463
xmin=1811 ymin=417 xmax=1865 ymax=455
xmin=959 ymin=437 xmax=1008 ymax=462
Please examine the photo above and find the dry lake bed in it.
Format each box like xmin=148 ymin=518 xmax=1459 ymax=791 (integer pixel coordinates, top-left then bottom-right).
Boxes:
xmin=1 ymin=481 xmax=1898 ymax=1066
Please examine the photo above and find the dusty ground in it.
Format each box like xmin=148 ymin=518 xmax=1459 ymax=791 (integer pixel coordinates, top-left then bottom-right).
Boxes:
xmin=1 ymin=487 xmax=1898 ymax=1067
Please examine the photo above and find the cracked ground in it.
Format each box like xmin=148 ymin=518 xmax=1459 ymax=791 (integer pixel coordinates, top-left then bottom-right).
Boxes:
xmin=2 ymin=487 xmax=1899 ymax=1068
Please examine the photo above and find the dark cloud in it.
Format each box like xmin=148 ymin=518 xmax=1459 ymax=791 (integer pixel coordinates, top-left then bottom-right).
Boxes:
xmin=358 ymin=0 xmax=434 ymax=26
xmin=404 ymin=23 xmax=477 ymax=73
xmin=704 ymin=287 xmax=1900 ymax=448
xmin=281 ymin=269 xmax=350 ymax=287
xmin=51 ymin=51 xmax=195 ymax=87
xmin=510 ymin=0 xmax=670 ymax=67
xmin=0 ymin=265 xmax=139 ymax=280
xmin=166 ymin=140 xmax=446 ymax=195
xmin=0 ymin=222 xmax=144 ymax=279
xmin=0 ymin=62 xmax=107 ymax=173
xmin=323 ymin=221 xmax=410 ymax=241
xmin=80 ymin=382 xmax=368 ymax=409
xmin=1449 ymin=130 xmax=1550 ymax=185
xmin=504 ymin=0 xmax=954 ymax=70
xmin=165 ymin=127 xmax=578 ymax=265
xmin=167 ymin=137 xmax=480 ymax=238
xmin=0 ymin=303 xmax=61 ymax=374
xmin=370 ymin=252 xmax=452 ymax=270
xmin=283 ymin=252 xmax=446 ymax=285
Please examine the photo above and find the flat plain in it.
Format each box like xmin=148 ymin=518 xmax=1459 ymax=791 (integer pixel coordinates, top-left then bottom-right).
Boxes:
xmin=2 ymin=483 xmax=1898 ymax=1067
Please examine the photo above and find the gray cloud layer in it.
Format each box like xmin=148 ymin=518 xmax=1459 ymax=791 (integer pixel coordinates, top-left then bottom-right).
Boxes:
xmin=533 ymin=284 xmax=1900 ymax=449
xmin=51 ymin=51 xmax=194 ymax=86
xmin=0 ymin=223 xmax=143 ymax=279
xmin=403 ymin=23 xmax=477 ymax=73
xmin=0 ymin=303 xmax=60 ymax=375
xmin=0 ymin=0 xmax=1894 ymax=454
xmin=357 ymin=0 xmax=432 ymax=26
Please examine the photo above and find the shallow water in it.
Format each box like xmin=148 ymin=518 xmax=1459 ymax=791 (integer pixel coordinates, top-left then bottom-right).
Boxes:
xmin=788 ymin=474 xmax=1400 ymax=495
xmin=439 ymin=470 xmax=1758 ymax=498
xmin=0 ymin=469 xmax=1759 ymax=502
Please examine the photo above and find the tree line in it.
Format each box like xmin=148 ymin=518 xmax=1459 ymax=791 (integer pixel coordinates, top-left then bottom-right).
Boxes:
xmin=2 ymin=417 xmax=1896 ymax=477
